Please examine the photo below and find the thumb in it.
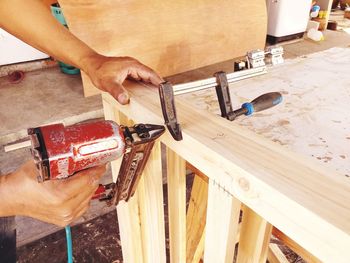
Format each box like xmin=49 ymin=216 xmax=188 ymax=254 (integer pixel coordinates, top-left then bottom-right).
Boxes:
xmin=109 ymin=82 xmax=130 ymax=105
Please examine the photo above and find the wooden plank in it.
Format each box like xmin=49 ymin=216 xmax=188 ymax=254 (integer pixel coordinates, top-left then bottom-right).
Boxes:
xmin=102 ymin=99 xmax=144 ymax=263
xmin=268 ymin=244 xmax=289 ymax=263
xmin=166 ymin=148 xmax=186 ymax=263
xmin=116 ymin=196 xmax=144 ymax=263
xmin=186 ymin=162 xmax=209 ymax=183
xmin=272 ymin=228 xmax=322 ymax=263
xmin=192 ymin=229 xmax=205 ymax=263
xmin=237 ymin=205 xmax=272 ymax=263
xmin=138 ymin=140 xmax=166 ymax=263
xmin=58 ymin=0 xmax=267 ymax=97
xmin=203 ymin=179 xmax=241 ymax=263
xmin=185 ymin=169 xmax=243 ymax=263
xmin=186 ymin=174 xmax=208 ymax=263
xmin=101 ymin=75 xmax=350 ymax=262
xmin=104 ymin=101 xmax=166 ymax=262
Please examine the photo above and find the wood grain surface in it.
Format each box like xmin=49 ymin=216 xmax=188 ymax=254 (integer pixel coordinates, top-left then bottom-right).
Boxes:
xmin=58 ymin=0 xmax=267 ymax=96
xmin=102 ymin=62 xmax=350 ymax=261
xmin=179 ymin=47 xmax=350 ymax=178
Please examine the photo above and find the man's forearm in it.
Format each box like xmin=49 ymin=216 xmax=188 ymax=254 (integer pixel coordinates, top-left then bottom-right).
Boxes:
xmin=0 ymin=0 xmax=98 ymax=73
xmin=0 ymin=0 xmax=163 ymax=104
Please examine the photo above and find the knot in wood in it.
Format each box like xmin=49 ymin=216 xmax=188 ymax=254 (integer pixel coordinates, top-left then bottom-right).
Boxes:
xmin=238 ymin=177 xmax=250 ymax=192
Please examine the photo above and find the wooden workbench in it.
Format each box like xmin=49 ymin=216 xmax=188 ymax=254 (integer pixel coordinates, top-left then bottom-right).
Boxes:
xmin=180 ymin=47 xmax=350 ymax=178
xmin=58 ymin=1 xmax=350 ymax=261
xmin=101 ymin=47 xmax=350 ymax=263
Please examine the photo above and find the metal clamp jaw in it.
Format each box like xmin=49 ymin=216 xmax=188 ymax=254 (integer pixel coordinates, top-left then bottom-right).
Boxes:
xmin=98 ymin=124 xmax=165 ymax=206
xmin=159 ymin=82 xmax=183 ymax=141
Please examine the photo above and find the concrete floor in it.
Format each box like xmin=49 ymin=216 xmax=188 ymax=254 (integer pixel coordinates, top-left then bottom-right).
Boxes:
xmin=1 ymin=26 xmax=350 ymax=262
xmin=0 ymin=67 xmax=103 ymax=146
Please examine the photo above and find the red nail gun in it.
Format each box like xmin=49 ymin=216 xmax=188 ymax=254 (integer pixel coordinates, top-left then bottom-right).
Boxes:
xmin=27 ymin=120 xmax=165 ymax=206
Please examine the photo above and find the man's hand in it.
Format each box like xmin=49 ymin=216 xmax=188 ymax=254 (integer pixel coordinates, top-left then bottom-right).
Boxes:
xmin=82 ymin=55 xmax=163 ymax=104
xmin=0 ymin=161 xmax=106 ymax=227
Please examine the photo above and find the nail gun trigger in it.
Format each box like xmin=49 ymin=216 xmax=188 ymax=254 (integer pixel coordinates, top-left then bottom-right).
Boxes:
xmin=93 ymin=183 xmax=116 ymax=201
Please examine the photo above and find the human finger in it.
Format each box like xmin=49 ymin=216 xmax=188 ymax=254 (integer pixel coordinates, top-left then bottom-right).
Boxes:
xmin=128 ymin=64 xmax=163 ymax=86
xmin=107 ymin=81 xmax=130 ymax=104
xmin=56 ymin=165 xmax=106 ymax=200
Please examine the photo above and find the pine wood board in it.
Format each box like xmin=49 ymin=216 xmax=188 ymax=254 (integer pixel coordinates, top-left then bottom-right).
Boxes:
xmin=272 ymin=228 xmax=322 ymax=263
xmin=267 ymin=244 xmax=289 ymax=263
xmin=186 ymin=164 xmax=322 ymax=262
xmin=204 ymin=179 xmax=241 ymax=263
xmin=186 ymin=174 xmax=208 ymax=263
xmin=236 ymin=205 xmax=272 ymax=263
xmin=58 ymin=0 xmax=267 ymax=97
xmin=102 ymin=71 xmax=350 ymax=262
xmin=137 ymin=141 xmax=166 ymax=263
xmin=103 ymin=102 xmax=145 ymax=263
xmin=166 ymin=149 xmax=186 ymax=263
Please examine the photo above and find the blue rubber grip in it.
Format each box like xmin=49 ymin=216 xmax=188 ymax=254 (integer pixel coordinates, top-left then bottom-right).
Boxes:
xmin=242 ymin=102 xmax=254 ymax=116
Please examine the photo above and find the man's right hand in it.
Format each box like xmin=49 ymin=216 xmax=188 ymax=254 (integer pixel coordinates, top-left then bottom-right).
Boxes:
xmin=0 ymin=161 xmax=106 ymax=227
xmin=82 ymin=55 xmax=164 ymax=104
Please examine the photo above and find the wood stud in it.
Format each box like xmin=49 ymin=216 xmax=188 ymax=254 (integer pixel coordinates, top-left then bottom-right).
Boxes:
xmin=236 ymin=205 xmax=273 ymax=263
xmin=204 ymin=179 xmax=241 ymax=263
xmin=166 ymin=148 xmax=186 ymax=262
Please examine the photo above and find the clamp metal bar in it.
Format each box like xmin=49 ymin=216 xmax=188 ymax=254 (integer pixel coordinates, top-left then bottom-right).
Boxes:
xmin=173 ymin=66 xmax=267 ymax=95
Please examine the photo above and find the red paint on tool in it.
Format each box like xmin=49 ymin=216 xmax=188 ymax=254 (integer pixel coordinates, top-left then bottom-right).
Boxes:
xmin=39 ymin=120 xmax=125 ymax=179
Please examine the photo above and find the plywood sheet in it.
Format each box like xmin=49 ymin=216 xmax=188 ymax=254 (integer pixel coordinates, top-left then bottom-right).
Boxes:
xmin=179 ymin=47 xmax=350 ymax=178
xmin=58 ymin=0 xmax=267 ymax=96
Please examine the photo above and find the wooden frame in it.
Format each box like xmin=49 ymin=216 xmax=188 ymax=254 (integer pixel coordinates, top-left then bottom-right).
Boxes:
xmin=102 ymin=80 xmax=350 ymax=262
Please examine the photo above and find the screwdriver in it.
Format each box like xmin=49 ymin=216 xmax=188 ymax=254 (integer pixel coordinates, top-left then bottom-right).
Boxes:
xmin=226 ymin=92 xmax=282 ymax=121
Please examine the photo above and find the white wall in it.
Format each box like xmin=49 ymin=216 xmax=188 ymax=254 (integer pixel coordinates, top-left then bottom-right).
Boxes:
xmin=0 ymin=29 xmax=49 ymax=66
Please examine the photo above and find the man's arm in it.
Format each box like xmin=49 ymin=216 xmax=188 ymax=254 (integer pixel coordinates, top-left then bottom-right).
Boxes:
xmin=0 ymin=0 xmax=163 ymax=104
xmin=0 ymin=161 xmax=106 ymax=227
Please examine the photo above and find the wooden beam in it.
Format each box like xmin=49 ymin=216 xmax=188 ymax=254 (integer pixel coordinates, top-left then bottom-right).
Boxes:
xmin=192 ymin=229 xmax=205 ymax=263
xmin=167 ymin=148 xmax=186 ymax=263
xmin=236 ymin=205 xmax=272 ymax=263
xmin=272 ymin=228 xmax=322 ymax=263
xmin=102 ymin=99 xmax=144 ymax=263
xmin=186 ymin=162 xmax=209 ymax=183
xmin=138 ymin=141 xmax=166 ymax=263
xmin=115 ymin=196 xmax=144 ymax=263
xmin=186 ymin=174 xmax=208 ymax=263
xmin=183 ymin=169 xmax=320 ymax=263
xmin=268 ymin=244 xmax=289 ymax=263
xmin=204 ymin=179 xmax=241 ymax=263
